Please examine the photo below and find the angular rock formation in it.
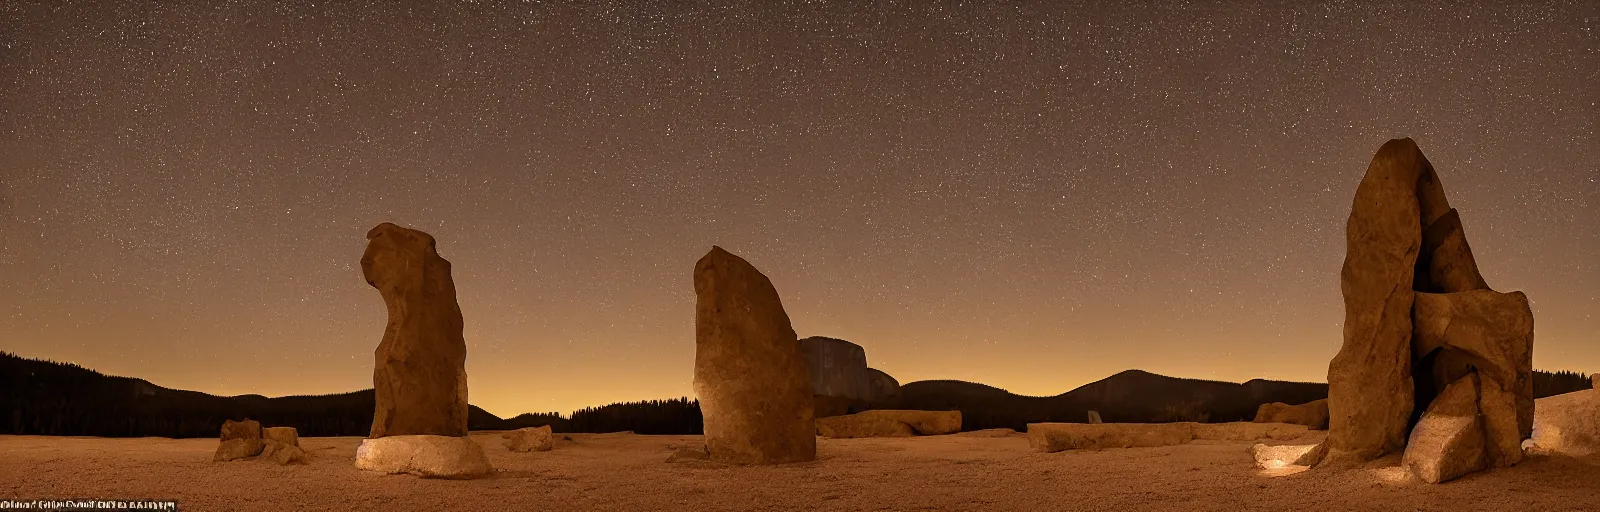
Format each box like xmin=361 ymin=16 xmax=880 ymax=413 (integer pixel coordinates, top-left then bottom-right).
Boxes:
xmin=800 ymin=337 xmax=871 ymax=401
xmin=213 ymin=419 xmax=264 ymax=462
xmin=1412 ymin=290 xmax=1534 ymax=467
xmin=1403 ymin=373 xmax=1487 ymax=484
xmin=502 ymin=426 xmax=554 ymax=453
xmin=1324 ymin=138 xmax=1431 ymax=465
xmin=692 ymin=246 xmax=816 ymax=464
xmin=1318 ymin=139 xmax=1534 ymax=483
xmin=1087 ymin=411 xmax=1103 ymax=424
xmin=354 ymin=435 xmax=493 ymax=479
xmin=1253 ymin=399 xmax=1329 ymax=430
xmin=866 ymin=368 xmax=901 ymax=403
xmin=361 ymin=222 xmax=470 ymax=438
xmin=355 ymin=223 xmax=490 ymax=478
xmin=815 ymin=410 xmax=961 ymax=438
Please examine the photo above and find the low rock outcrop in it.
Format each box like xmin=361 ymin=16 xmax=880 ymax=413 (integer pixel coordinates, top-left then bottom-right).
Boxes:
xmin=1253 ymin=399 xmax=1329 ymax=430
xmin=502 ymin=426 xmax=554 ymax=452
xmin=815 ymin=410 xmax=961 ymax=438
xmin=1026 ymin=422 xmax=1310 ymax=453
xmin=1524 ymin=387 xmax=1600 ymax=458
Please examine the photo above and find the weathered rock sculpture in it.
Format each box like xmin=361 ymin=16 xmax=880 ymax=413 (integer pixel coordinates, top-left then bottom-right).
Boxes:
xmin=1314 ymin=138 xmax=1534 ymax=483
xmin=693 ymin=246 xmax=816 ymax=464
xmin=353 ymin=222 xmax=490 ymax=478
xmin=866 ymin=368 xmax=902 ymax=403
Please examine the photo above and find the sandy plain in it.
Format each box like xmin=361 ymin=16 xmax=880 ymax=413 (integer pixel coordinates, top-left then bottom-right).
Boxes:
xmin=2 ymin=428 xmax=1597 ymax=511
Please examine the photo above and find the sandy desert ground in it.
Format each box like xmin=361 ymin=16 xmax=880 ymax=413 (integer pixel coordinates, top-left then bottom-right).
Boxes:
xmin=3 ymin=429 xmax=1598 ymax=512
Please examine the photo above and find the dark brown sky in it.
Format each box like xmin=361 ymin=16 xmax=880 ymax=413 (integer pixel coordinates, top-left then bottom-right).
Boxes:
xmin=1 ymin=1 xmax=1595 ymax=417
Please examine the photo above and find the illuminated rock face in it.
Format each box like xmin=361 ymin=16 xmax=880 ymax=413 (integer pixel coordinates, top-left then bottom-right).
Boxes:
xmin=693 ymin=246 xmax=816 ymax=465
xmin=1318 ymin=139 xmax=1533 ymax=484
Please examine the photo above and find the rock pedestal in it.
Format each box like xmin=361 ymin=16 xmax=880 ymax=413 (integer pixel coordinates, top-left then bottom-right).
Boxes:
xmin=355 ymin=222 xmax=489 ymax=478
xmin=692 ymin=246 xmax=816 ymax=464
xmin=355 ymin=435 xmax=493 ymax=479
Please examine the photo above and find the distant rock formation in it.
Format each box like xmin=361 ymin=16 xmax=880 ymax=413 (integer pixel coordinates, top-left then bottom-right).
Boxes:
xmin=866 ymin=368 xmax=902 ymax=403
xmin=1252 ymin=399 xmax=1329 ymax=430
xmin=1316 ymin=138 xmax=1533 ymax=483
xmin=815 ymin=410 xmax=961 ymax=438
xmin=692 ymin=246 xmax=815 ymax=464
xmin=1087 ymin=411 xmax=1103 ymax=424
xmin=355 ymin=223 xmax=489 ymax=478
xmin=1028 ymin=422 xmax=1311 ymax=452
xmin=800 ymin=337 xmax=871 ymax=401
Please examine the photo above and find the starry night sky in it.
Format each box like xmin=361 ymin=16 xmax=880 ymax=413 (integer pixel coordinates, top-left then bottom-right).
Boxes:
xmin=1 ymin=2 xmax=1595 ymax=417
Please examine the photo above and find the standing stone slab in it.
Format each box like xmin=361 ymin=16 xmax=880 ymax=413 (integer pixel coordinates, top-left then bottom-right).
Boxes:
xmin=1324 ymin=138 xmax=1430 ymax=466
xmin=692 ymin=246 xmax=816 ymax=464
xmin=361 ymin=222 xmax=470 ymax=438
xmin=1403 ymin=373 xmax=1487 ymax=484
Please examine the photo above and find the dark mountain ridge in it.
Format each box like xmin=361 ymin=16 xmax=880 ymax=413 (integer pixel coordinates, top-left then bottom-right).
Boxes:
xmin=3 ymin=351 xmax=1589 ymax=438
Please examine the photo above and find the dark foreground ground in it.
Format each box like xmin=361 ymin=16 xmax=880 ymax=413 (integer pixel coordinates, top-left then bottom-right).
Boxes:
xmin=2 ymin=429 xmax=1597 ymax=511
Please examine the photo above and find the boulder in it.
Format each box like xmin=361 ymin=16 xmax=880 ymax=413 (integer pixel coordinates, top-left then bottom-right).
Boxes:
xmin=502 ymin=426 xmax=554 ymax=453
xmin=865 ymin=368 xmax=901 ymax=404
xmin=1253 ymin=399 xmax=1329 ymax=430
xmin=815 ymin=410 xmax=961 ymax=438
xmin=361 ymin=222 xmax=470 ymax=438
xmin=692 ymin=246 xmax=816 ymax=464
xmin=1412 ymin=290 xmax=1534 ymax=467
xmin=1087 ymin=411 xmax=1103 ymax=424
xmin=261 ymin=439 xmax=309 ymax=465
xmin=1403 ymin=373 xmax=1487 ymax=484
xmin=1524 ymin=388 xmax=1600 ymax=458
xmin=354 ymin=435 xmax=492 ymax=479
xmin=213 ymin=438 xmax=264 ymax=462
xmin=213 ymin=419 xmax=265 ymax=461
xmin=263 ymin=426 xmax=299 ymax=447
xmin=1593 ymin=374 xmax=1599 ymax=389
xmin=1324 ymin=138 xmax=1431 ymax=466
